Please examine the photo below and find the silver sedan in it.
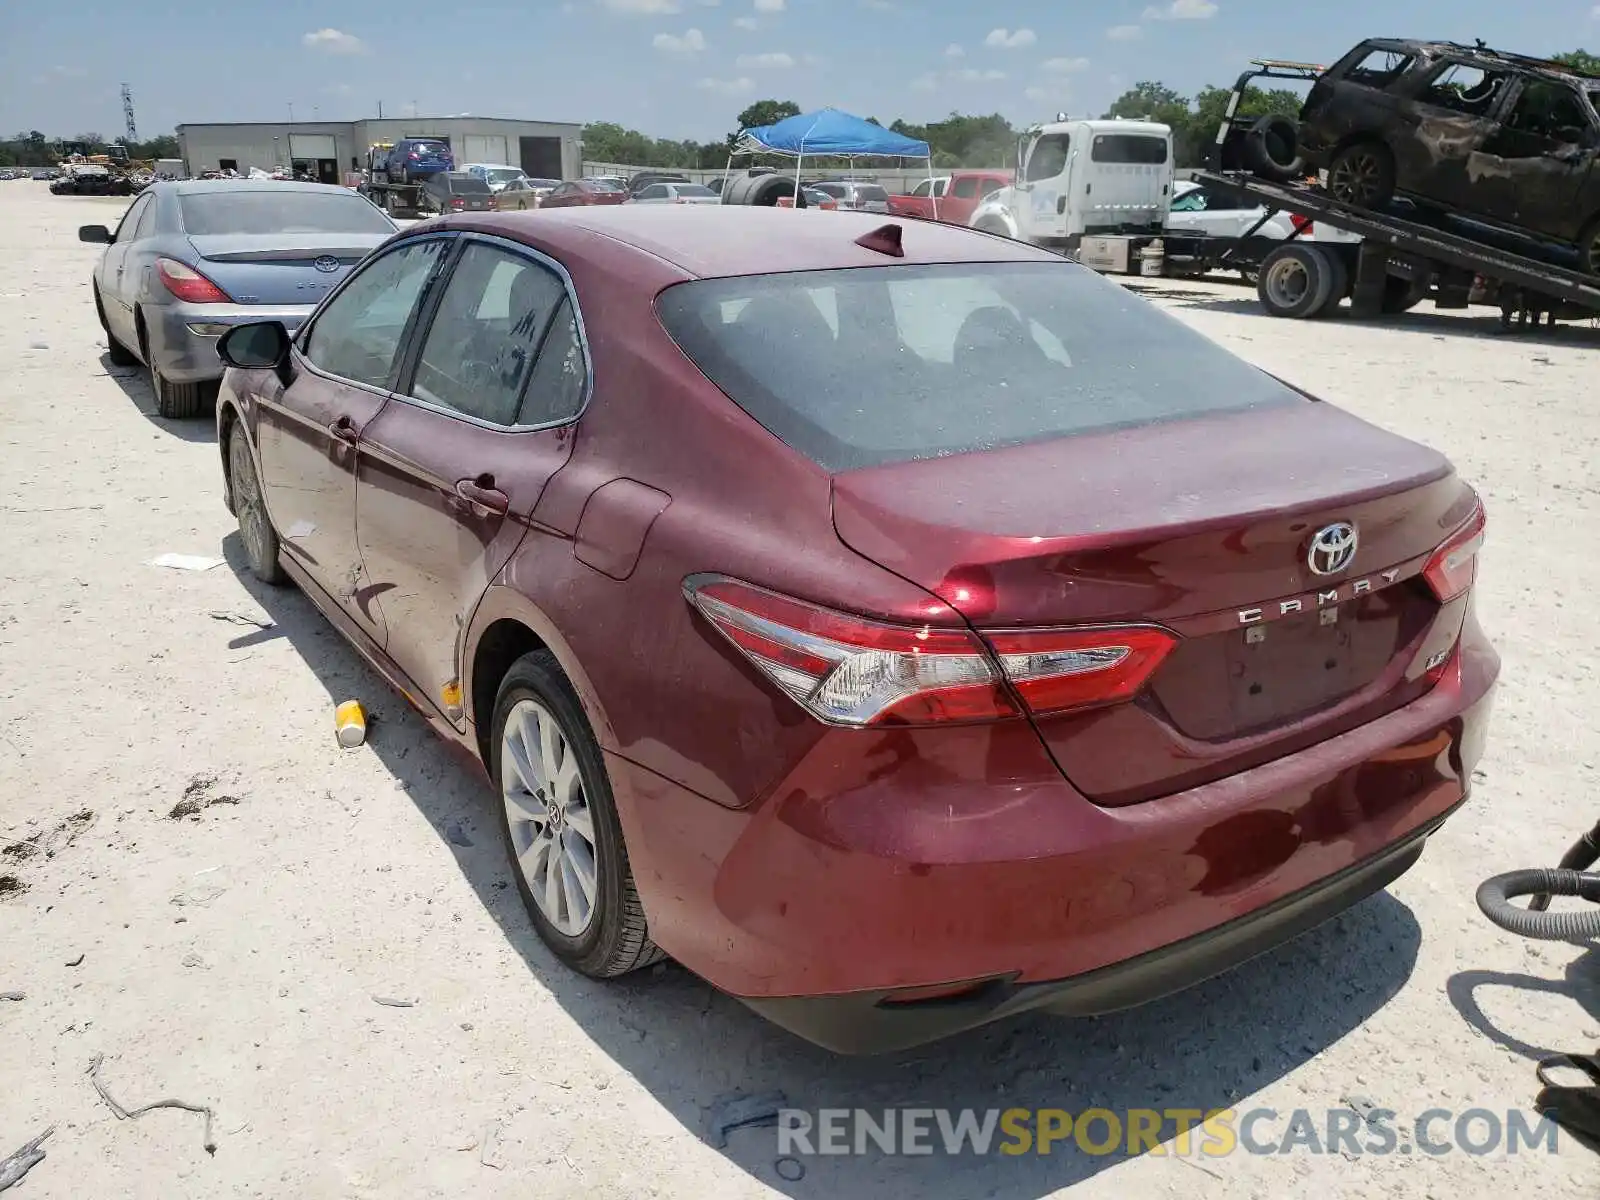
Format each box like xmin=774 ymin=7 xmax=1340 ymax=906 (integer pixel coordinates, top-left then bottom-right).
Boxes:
xmin=80 ymin=180 xmax=397 ymax=418
xmin=625 ymin=181 xmax=721 ymax=206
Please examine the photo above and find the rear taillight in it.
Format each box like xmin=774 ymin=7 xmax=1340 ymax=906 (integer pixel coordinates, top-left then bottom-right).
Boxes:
xmin=1290 ymin=213 xmax=1314 ymax=235
xmin=450 ymin=196 xmax=465 ymax=209
xmin=983 ymin=626 xmax=1177 ymax=717
xmin=155 ymin=258 xmax=230 ymax=304
xmin=684 ymin=575 xmax=1177 ymax=727
xmin=1422 ymin=503 xmax=1486 ymax=603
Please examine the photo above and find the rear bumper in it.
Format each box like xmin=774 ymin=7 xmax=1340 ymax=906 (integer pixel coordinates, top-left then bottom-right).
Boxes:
xmin=144 ymin=302 xmax=313 ymax=383
xmin=743 ymin=804 xmax=1447 ymax=1054
xmin=609 ymin=617 xmax=1498 ymax=1052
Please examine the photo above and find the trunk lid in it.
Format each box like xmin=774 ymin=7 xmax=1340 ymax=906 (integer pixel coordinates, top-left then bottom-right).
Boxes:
xmin=186 ymin=234 xmax=385 ymax=305
xmin=831 ymin=402 xmax=1475 ymax=805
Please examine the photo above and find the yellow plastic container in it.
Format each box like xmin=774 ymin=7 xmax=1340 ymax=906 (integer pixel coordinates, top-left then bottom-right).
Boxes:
xmin=335 ymin=700 xmax=367 ymax=748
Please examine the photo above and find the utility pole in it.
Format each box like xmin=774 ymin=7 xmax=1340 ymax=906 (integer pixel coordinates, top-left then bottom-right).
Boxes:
xmin=288 ymin=102 xmax=296 ymax=123
xmin=377 ymin=100 xmax=384 ymax=118
xmin=121 ymin=83 xmax=137 ymax=143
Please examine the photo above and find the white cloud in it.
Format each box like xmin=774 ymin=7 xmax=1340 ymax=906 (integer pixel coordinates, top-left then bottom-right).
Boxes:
xmin=697 ymin=75 xmax=755 ymax=94
xmin=911 ymin=72 xmax=937 ymax=91
xmin=1025 ymin=86 xmax=1053 ymax=102
xmin=944 ymin=43 xmax=964 ymax=58
xmin=302 ymin=28 xmax=368 ymax=54
xmin=753 ymin=0 xmax=785 ymax=10
xmin=325 ymin=82 xmax=356 ymax=96
xmin=736 ymin=51 xmax=795 ymax=67
xmin=951 ymin=67 xmax=1007 ymax=82
xmin=733 ymin=14 xmax=758 ymax=27
xmin=1043 ymin=56 xmax=1089 ymax=73
xmin=983 ymin=27 xmax=1036 ymax=48
xmin=653 ymin=27 xmax=707 ymax=51
xmin=603 ymin=0 xmax=681 ymax=11
xmin=1143 ymin=0 xmax=1217 ymax=18
xmin=1106 ymin=23 xmax=1142 ymax=39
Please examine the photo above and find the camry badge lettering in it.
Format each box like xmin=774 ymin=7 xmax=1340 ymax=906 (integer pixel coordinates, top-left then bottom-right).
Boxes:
xmin=1238 ymin=567 xmax=1402 ymax=625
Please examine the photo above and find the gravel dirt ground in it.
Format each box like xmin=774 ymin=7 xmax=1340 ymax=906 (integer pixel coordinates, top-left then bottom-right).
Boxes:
xmin=0 ymin=183 xmax=1595 ymax=1199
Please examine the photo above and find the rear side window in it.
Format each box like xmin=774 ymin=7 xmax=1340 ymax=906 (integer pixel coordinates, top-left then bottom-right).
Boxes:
xmin=951 ymin=177 xmax=982 ymax=199
xmin=656 ymin=262 xmax=1300 ymax=473
xmin=408 ymin=242 xmax=569 ymax=426
xmin=1343 ymin=48 xmax=1414 ymax=89
xmin=854 ymin=185 xmax=889 ymax=201
xmin=1420 ymin=63 xmax=1510 ymax=117
xmin=1090 ymin=134 xmax=1168 ymax=164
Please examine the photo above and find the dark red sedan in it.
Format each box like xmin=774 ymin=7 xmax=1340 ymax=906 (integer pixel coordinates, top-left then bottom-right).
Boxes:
xmin=213 ymin=206 xmax=1498 ymax=1053
xmin=537 ymin=179 xmax=629 ymax=209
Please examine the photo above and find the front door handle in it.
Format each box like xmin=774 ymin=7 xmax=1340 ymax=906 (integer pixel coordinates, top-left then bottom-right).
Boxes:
xmin=454 ymin=475 xmax=509 ymax=515
xmin=328 ymin=415 xmax=358 ymax=444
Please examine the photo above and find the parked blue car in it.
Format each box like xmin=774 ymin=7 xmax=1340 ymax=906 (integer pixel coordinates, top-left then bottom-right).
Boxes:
xmin=384 ymin=138 xmax=454 ymax=184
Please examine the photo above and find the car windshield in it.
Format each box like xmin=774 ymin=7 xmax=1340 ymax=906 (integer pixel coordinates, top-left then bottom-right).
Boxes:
xmin=586 ymin=181 xmax=624 ymax=193
xmin=486 ymin=169 xmax=523 ymax=184
xmin=527 ymin=178 xmax=560 ymax=188
xmin=179 ymin=190 xmax=396 ymax=235
xmin=656 ymin=261 xmax=1302 ymax=472
xmin=674 ymin=184 xmax=716 ymax=197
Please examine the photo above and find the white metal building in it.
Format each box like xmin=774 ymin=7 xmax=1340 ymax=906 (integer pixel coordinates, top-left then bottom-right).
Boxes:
xmin=176 ymin=116 xmax=584 ymax=183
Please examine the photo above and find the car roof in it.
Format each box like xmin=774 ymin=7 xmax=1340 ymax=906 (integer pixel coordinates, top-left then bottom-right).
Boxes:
xmin=1359 ymin=38 xmax=1599 ymax=83
xmin=163 ymin=179 xmax=359 ymax=197
xmin=456 ymin=205 xmax=1064 ymax=279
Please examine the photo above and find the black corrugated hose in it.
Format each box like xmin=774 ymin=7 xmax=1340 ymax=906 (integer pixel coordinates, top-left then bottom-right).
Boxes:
xmin=1476 ymin=865 xmax=1600 ymax=941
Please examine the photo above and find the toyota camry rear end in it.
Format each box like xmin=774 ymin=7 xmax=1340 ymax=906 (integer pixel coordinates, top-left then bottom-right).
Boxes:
xmin=479 ymin=208 xmax=1498 ymax=1054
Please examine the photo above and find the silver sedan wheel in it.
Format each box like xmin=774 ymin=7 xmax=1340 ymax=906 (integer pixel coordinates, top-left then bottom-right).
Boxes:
xmin=500 ymin=698 xmax=599 ymax=937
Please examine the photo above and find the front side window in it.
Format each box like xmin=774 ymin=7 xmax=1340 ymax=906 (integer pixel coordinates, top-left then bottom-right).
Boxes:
xmin=656 ymin=262 xmax=1301 ymax=473
xmin=302 ymin=239 xmax=445 ymax=388
xmin=408 ymin=242 xmax=568 ymax=426
xmin=114 ymin=194 xmax=151 ymax=239
xmin=1025 ymin=134 xmax=1070 ymax=181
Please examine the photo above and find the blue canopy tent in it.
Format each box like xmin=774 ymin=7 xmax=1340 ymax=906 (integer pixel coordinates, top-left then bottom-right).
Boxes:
xmin=729 ymin=107 xmax=935 ymax=212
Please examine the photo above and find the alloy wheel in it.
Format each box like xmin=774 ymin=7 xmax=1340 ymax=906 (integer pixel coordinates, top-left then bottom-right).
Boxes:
xmin=229 ymin=432 xmax=271 ymax=569
xmin=1328 ymin=152 xmax=1382 ymax=206
xmin=500 ymin=698 xmax=600 ymax=937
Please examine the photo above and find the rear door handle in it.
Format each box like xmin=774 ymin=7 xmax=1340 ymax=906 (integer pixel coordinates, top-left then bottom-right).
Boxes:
xmin=328 ymin=415 xmax=358 ymax=444
xmin=454 ymin=475 xmax=509 ymax=515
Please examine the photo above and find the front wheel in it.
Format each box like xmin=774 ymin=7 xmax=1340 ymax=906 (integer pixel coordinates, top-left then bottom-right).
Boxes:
xmin=228 ymin=423 xmax=286 ymax=585
xmin=1578 ymin=215 xmax=1600 ymax=278
xmin=490 ymin=651 xmax=662 ymax=978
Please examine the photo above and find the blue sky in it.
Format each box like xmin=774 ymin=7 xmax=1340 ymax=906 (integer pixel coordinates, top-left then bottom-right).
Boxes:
xmin=2 ymin=1 xmax=1597 ymax=143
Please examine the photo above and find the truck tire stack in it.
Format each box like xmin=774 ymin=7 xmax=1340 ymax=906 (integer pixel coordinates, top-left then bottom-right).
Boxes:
xmin=720 ymin=171 xmax=809 ymax=207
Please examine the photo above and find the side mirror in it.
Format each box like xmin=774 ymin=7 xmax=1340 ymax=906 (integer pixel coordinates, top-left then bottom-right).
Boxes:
xmin=78 ymin=224 xmax=112 ymax=244
xmin=217 ymin=321 xmax=290 ymax=370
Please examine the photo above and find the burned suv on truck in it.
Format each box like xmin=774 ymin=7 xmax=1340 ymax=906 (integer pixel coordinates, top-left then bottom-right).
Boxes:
xmin=1298 ymin=40 xmax=1600 ymax=273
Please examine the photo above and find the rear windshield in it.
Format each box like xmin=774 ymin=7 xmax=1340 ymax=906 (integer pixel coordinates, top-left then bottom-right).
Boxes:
xmin=410 ymin=141 xmax=450 ymax=154
xmin=1090 ymin=134 xmax=1168 ymax=164
xmin=656 ymin=262 xmax=1300 ymax=472
xmin=179 ymin=190 xmax=395 ymax=235
xmin=447 ymin=176 xmax=492 ymax=193
xmin=485 ymin=168 xmax=523 ymax=184
xmin=853 ymin=184 xmax=890 ymax=201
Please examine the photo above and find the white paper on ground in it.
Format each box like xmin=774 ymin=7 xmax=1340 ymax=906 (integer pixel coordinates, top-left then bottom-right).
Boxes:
xmin=149 ymin=553 xmax=225 ymax=572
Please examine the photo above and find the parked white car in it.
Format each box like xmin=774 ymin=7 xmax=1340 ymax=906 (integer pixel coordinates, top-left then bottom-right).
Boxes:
xmin=461 ymin=163 xmax=529 ymax=193
xmin=626 ymin=181 xmax=720 ymax=206
xmin=1167 ymin=179 xmax=1360 ymax=244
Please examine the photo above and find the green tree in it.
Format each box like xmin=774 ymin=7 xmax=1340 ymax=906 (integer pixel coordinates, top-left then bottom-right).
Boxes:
xmin=731 ymin=99 xmax=802 ymax=139
xmin=1552 ymin=49 xmax=1600 ymax=75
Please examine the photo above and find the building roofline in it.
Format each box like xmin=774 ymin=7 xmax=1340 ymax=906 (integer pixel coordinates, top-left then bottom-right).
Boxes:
xmin=177 ymin=116 xmax=583 ymax=131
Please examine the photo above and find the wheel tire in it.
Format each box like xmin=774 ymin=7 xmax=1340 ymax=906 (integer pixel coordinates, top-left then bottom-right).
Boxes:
xmin=1315 ymin=249 xmax=1350 ymax=316
xmin=95 ymin=286 xmax=138 ymax=366
xmin=227 ymin=423 xmax=286 ymax=585
xmin=1380 ymin=271 xmax=1432 ymax=314
xmin=384 ymin=191 xmax=400 ymax=217
xmin=1326 ymin=141 xmax=1396 ymax=209
xmin=1256 ymin=244 xmax=1336 ymax=319
xmin=490 ymin=651 xmax=662 ymax=978
xmin=140 ymin=317 xmax=207 ymax=418
xmin=1243 ymin=115 xmax=1305 ymax=182
xmin=1578 ymin=215 xmax=1600 ymax=278
xmin=974 ymin=218 xmax=1013 ymax=239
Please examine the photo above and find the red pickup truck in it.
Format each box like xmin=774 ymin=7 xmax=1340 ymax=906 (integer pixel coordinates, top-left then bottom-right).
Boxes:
xmin=887 ymin=170 xmax=1012 ymax=225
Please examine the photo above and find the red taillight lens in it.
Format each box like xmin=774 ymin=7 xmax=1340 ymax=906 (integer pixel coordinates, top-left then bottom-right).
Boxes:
xmin=1422 ymin=503 xmax=1486 ymax=603
xmin=684 ymin=575 xmax=1178 ymax=726
xmin=450 ymin=197 xmax=465 ymax=209
xmin=155 ymin=258 xmax=230 ymax=304
xmin=983 ymin=626 xmax=1178 ymax=717
xmin=685 ymin=575 xmax=1018 ymax=726
xmin=1290 ymin=213 xmax=1314 ymax=235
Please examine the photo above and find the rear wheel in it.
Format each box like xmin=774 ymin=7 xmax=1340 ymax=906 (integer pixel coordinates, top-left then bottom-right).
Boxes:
xmin=1380 ymin=271 xmax=1433 ymax=314
xmin=490 ymin=651 xmax=662 ymax=978
xmin=1578 ymin=215 xmax=1600 ymax=278
xmin=94 ymin=286 xmax=138 ymax=366
xmin=1327 ymin=141 xmax=1396 ymax=209
xmin=1257 ymin=244 xmax=1337 ymax=319
xmin=140 ymin=314 xmax=207 ymax=419
xmin=1316 ymin=249 xmax=1350 ymax=316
